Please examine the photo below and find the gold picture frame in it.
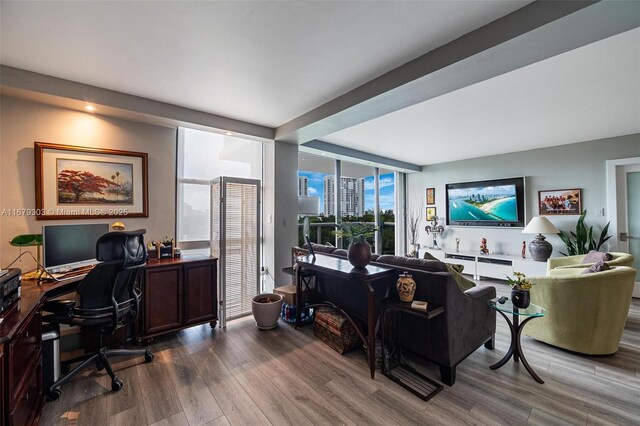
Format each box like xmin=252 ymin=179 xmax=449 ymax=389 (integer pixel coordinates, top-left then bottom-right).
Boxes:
xmin=35 ymin=142 xmax=148 ymax=220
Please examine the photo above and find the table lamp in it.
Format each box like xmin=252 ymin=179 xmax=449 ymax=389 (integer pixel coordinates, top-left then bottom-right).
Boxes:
xmin=9 ymin=234 xmax=44 ymax=279
xmin=522 ymin=216 xmax=559 ymax=262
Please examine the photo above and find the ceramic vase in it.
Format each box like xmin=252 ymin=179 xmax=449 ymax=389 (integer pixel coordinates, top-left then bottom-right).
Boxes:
xmin=397 ymin=272 xmax=416 ymax=302
xmin=347 ymin=241 xmax=372 ymax=268
xmin=251 ymin=293 xmax=284 ymax=329
xmin=511 ymin=289 xmax=530 ymax=309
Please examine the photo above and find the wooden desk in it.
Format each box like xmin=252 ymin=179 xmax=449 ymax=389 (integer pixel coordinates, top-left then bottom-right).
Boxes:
xmin=294 ymin=254 xmax=394 ymax=379
xmin=1 ymin=276 xmax=80 ymax=426
xmin=0 ymin=254 xmax=217 ymax=425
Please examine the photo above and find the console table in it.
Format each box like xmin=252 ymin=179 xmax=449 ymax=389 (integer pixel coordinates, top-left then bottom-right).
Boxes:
xmin=294 ymin=254 xmax=394 ymax=379
xmin=422 ymin=249 xmax=547 ymax=280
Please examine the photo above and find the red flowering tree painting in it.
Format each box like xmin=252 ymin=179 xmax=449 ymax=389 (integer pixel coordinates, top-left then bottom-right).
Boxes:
xmin=56 ymin=159 xmax=134 ymax=204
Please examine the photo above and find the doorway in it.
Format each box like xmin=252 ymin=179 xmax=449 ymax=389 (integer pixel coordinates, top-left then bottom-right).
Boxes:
xmin=607 ymin=157 xmax=640 ymax=298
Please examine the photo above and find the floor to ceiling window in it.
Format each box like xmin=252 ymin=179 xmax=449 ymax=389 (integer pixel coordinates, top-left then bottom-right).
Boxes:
xmin=177 ymin=127 xmax=262 ymax=253
xmin=298 ymin=152 xmax=397 ymax=254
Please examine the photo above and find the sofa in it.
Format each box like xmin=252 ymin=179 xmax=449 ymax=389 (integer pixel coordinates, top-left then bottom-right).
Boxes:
xmin=547 ymin=251 xmax=634 ymax=272
xmin=292 ymin=243 xmax=496 ymax=385
xmin=524 ymin=265 xmax=636 ymax=355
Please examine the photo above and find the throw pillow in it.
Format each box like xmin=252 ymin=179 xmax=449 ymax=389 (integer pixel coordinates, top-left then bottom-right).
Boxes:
xmin=582 ymin=250 xmax=612 ymax=264
xmin=581 ymin=260 xmax=610 ymax=274
xmin=423 ymin=251 xmax=464 ymax=272
xmin=446 ymin=264 xmax=476 ymax=292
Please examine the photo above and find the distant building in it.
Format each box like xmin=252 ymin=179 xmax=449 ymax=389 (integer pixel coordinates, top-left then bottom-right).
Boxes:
xmin=298 ymin=176 xmax=308 ymax=196
xmin=324 ymin=176 xmax=365 ymax=216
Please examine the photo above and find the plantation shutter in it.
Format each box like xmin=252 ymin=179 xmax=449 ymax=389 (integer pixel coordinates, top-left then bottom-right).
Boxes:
xmin=211 ymin=177 xmax=260 ymax=327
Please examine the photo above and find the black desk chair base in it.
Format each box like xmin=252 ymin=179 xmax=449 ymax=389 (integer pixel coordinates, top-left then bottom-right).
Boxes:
xmin=46 ymin=339 xmax=153 ymax=401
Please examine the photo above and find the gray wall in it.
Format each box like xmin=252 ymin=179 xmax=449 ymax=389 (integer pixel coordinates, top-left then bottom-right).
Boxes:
xmin=408 ymin=134 xmax=640 ymax=258
xmin=0 ymin=95 xmax=177 ymax=269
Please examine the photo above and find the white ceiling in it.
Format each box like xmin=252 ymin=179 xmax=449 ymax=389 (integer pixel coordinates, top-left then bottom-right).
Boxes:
xmin=323 ymin=27 xmax=640 ymax=165
xmin=1 ymin=1 xmax=638 ymax=167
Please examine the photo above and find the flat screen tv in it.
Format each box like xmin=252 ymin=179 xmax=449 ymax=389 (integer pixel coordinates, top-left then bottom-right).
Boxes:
xmin=445 ymin=177 xmax=525 ymax=227
xmin=43 ymin=223 xmax=110 ymax=272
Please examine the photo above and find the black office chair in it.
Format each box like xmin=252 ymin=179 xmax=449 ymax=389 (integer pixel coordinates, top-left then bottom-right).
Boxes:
xmin=43 ymin=229 xmax=153 ymax=401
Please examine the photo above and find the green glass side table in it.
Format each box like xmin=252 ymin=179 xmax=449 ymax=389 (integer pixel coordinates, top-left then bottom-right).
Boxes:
xmin=488 ymin=298 xmax=546 ymax=384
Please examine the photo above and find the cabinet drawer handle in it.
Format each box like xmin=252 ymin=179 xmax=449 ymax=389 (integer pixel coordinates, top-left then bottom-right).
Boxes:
xmin=25 ymin=331 xmax=30 ymax=339
xmin=23 ymin=392 xmax=30 ymax=401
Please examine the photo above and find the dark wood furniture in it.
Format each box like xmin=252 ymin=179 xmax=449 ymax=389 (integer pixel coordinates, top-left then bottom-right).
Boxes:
xmin=381 ymin=299 xmax=445 ymax=401
xmin=294 ymin=254 xmax=394 ymax=379
xmin=0 ymin=255 xmax=217 ymax=425
xmin=0 ymin=276 xmax=81 ymax=426
xmin=139 ymin=256 xmax=218 ymax=342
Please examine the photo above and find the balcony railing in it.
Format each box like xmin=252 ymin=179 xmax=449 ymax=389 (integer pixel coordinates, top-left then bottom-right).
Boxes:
xmin=298 ymin=222 xmax=396 ymax=254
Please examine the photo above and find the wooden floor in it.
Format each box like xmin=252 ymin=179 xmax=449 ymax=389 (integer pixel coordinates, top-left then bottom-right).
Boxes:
xmin=41 ymin=281 xmax=640 ymax=426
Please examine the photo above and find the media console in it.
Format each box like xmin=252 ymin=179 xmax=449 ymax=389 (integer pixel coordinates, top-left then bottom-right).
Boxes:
xmin=422 ymin=249 xmax=547 ymax=280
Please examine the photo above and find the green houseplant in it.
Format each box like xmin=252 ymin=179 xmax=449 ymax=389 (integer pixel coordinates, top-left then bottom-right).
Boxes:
xmin=336 ymin=223 xmax=377 ymax=268
xmin=557 ymin=210 xmax=611 ymax=256
xmin=506 ymin=272 xmax=534 ymax=309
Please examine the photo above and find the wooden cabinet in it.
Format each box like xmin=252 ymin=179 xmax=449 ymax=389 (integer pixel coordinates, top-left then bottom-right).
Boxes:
xmin=140 ymin=256 xmax=217 ymax=341
xmin=2 ymin=310 xmax=44 ymax=426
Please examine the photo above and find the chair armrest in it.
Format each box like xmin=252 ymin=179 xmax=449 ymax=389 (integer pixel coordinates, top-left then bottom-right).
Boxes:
xmin=464 ymin=285 xmax=496 ymax=300
xmin=43 ymin=299 xmax=76 ymax=313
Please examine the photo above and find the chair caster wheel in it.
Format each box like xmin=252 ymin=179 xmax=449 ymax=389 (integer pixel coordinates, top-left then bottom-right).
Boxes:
xmin=144 ymin=350 xmax=154 ymax=363
xmin=96 ymin=361 xmax=104 ymax=371
xmin=46 ymin=388 xmax=61 ymax=401
xmin=111 ymin=378 xmax=124 ymax=392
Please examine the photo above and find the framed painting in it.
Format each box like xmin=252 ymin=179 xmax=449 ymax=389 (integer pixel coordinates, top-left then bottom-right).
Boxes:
xmin=426 ymin=188 xmax=435 ymax=205
xmin=538 ymin=189 xmax=581 ymax=215
xmin=35 ymin=142 xmax=148 ymax=219
xmin=426 ymin=207 xmax=437 ymax=221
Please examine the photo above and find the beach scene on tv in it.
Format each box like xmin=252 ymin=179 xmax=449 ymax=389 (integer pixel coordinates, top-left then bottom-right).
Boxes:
xmin=448 ymin=184 xmax=518 ymax=221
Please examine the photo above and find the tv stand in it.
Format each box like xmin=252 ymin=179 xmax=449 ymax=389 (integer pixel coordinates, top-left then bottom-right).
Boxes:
xmin=422 ymin=249 xmax=547 ymax=280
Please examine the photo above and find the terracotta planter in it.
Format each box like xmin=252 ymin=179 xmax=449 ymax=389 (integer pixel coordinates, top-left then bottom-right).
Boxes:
xmin=251 ymin=293 xmax=284 ymax=330
xmin=347 ymin=241 xmax=372 ymax=268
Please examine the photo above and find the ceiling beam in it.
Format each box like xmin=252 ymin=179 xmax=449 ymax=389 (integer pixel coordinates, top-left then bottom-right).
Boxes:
xmin=301 ymin=140 xmax=421 ymax=172
xmin=275 ymin=0 xmax=640 ymax=144
xmin=0 ymin=65 xmax=275 ymax=140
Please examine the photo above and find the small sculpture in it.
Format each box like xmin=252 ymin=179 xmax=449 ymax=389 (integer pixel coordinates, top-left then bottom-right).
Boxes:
xmin=480 ymin=238 xmax=489 ymax=255
xmin=455 ymin=238 xmax=460 ymax=253
xmin=425 ymin=215 xmax=445 ymax=249
xmin=522 ymin=241 xmax=526 ymax=259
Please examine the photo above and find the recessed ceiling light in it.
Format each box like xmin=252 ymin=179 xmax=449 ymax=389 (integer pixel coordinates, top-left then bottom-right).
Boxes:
xmin=224 ymin=131 xmax=233 ymax=136
xmin=84 ymin=104 xmax=96 ymax=112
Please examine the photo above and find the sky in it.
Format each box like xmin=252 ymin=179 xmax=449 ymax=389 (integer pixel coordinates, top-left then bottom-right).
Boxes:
xmin=299 ymin=170 xmax=395 ymax=213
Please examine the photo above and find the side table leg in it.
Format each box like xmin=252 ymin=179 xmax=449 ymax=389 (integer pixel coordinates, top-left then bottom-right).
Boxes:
xmin=516 ymin=317 xmax=545 ymax=384
xmin=513 ymin=314 xmax=520 ymax=363
xmin=490 ymin=310 xmax=516 ymax=370
xmin=295 ymin=268 xmax=302 ymax=329
xmin=366 ymin=282 xmax=376 ymax=379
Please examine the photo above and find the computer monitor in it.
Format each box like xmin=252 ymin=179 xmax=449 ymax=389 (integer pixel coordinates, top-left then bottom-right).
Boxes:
xmin=42 ymin=223 xmax=110 ymax=272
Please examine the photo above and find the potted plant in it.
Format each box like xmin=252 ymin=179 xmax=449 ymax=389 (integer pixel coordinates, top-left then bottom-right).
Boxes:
xmin=506 ymin=272 xmax=534 ymax=309
xmin=407 ymin=200 xmax=422 ymax=257
xmin=558 ymin=210 xmax=611 ymax=256
xmin=251 ymin=293 xmax=284 ymax=330
xmin=336 ymin=223 xmax=377 ymax=268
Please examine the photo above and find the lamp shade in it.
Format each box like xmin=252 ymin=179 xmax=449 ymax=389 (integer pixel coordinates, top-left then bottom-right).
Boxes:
xmin=522 ymin=216 xmax=559 ymax=234
xmin=298 ymin=196 xmax=318 ymax=215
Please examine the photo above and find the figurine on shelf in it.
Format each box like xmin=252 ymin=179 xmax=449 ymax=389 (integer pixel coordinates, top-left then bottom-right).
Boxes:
xmin=455 ymin=238 xmax=460 ymax=253
xmin=425 ymin=215 xmax=445 ymax=249
xmin=522 ymin=240 xmax=526 ymax=259
xmin=480 ymin=238 xmax=489 ymax=255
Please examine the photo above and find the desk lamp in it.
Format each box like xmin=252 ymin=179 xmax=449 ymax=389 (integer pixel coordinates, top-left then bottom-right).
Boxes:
xmin=9 ymin=234 xmax=44 ymax=279
xmin=522 ymin=217 xmax=560 ymax=262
